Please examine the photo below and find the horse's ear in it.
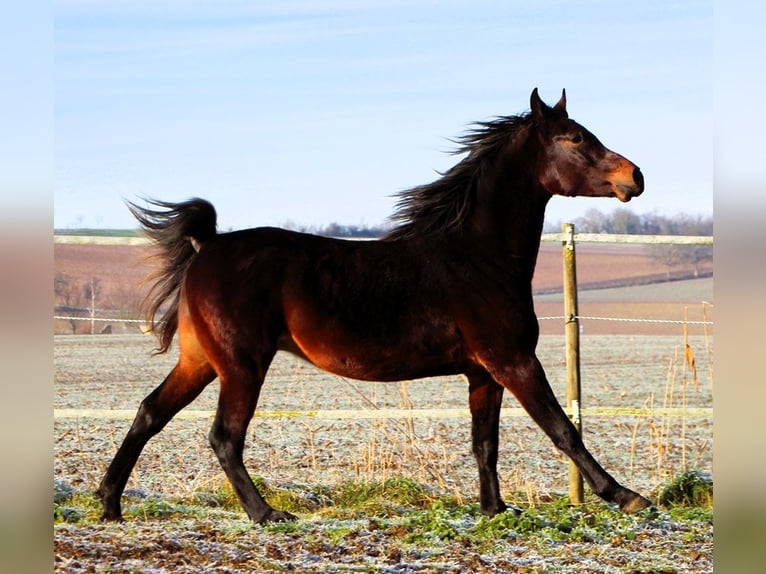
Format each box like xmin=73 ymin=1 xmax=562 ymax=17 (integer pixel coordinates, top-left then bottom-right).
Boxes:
xmin=553 ymin=89 xmax=567 ymax=115
xmin=530 ymin=88 xmax=548 ymax=118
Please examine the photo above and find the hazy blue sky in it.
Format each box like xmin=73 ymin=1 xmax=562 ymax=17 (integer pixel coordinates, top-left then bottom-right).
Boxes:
xmin=55 ymin=1 xmax=712 ymax=231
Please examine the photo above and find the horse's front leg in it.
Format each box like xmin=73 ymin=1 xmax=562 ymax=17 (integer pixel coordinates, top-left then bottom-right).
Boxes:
xmin=467 ymin=371 xmax=508 ymax=516
xmin=486 ymin=353 xmax=652 ymax=513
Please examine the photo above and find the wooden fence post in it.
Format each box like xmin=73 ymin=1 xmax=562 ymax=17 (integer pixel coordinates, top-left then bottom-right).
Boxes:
xmin=562 ymin=223 xmax=584 ymax=504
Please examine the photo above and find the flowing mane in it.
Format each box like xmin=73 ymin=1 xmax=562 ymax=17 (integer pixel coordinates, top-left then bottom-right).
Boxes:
xmin=384 ymin=112 xmax=534 ymax=240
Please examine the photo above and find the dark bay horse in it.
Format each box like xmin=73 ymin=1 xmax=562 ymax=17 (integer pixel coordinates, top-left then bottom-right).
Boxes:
xmin=98 ymin=89 xmax=651 ymax=523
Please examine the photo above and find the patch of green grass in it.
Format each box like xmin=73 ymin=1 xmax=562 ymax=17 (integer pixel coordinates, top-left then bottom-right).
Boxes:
xmin=250 ymin=477 xmax=320 ymax=516
xmin=54 ymin=492 xmax=103 ymax=524
xmin=655 ymin=470 xmax=713 ymax=509
xmin=472 ymin=504 xmax=560 ymax=540
xmin=53 ymin=474 xmax=712 ymax=551
xmin=325 ymin=477 xmax=440 ymax=517
xmin=262 ymin=518 xmax=310 ymax=536
xmin=126 ymin=498 xmax=183 ymax=519
xmin=324 ymin=524 xmax=356 ymax=545
xmin=465 ymin=495 xmax=652 ymax=546
xmin=190 ymin=485 xmax=239 ymax=510
xmin=401 ymin=499 xmax=473 ymax=543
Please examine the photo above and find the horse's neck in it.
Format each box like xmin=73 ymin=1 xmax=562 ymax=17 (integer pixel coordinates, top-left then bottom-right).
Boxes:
xmin=470 ymin=172 xmax=550 ymax=281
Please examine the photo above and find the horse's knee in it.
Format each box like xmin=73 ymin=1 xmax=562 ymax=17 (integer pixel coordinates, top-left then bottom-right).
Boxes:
xmin=208 ymin=423 xmax=241 ymax=463
xmin=131 ymin=401 xmax=158 ymax=433
xmin=130 ymin=384 xmax=185 ymax=436
xmin=208 ymin=425 xmax=225 ymax=456
xmin=472 ymin=439 xmax=497 ymax=465
xmin=548 ymin=423 xmax=583 ymax=454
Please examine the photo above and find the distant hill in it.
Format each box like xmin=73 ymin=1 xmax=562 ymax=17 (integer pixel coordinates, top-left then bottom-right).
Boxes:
xmin=535 ymin=277 xmax=713 ymax=304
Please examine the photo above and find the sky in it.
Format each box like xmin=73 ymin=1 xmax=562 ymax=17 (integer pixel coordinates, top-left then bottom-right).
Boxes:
xmin=54 ymin=0 xmax=713 ymax=231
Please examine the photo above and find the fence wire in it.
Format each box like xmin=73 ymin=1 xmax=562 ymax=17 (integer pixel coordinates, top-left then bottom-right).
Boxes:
xmin=53 ymin=406 xmax=713 ymax=421
xmin=55 ymin=314 xmax=714 ymax=326
xmin=537 ymin=315 xmax=713 ymax=326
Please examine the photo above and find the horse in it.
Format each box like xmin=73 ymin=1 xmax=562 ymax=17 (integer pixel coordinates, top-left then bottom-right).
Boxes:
xmin=97 ymin=88 xmax=651 ymax=524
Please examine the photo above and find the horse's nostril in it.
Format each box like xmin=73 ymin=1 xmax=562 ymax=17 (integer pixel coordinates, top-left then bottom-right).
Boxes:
xmin=633 ymin=167 xmax=644 ymax=190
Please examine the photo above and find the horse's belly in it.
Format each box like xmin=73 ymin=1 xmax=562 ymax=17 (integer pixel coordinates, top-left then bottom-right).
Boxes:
xmin=302 ymin=350 xmax=394 ymax=381
xmin=284 ymin=325 xmax=464 ymax=382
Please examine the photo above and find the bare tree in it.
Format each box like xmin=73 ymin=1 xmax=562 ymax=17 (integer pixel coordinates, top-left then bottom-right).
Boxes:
xmin=610 ymin=208 xmax=642 ymax=234
xmin=574 ymin=208 xmax=609 ymax=233
xmin=681 ymin=245 xmax=714 ymax=277
xmin=54 ymin=272 xmax=72 ymax=305
xmin=652 ymin=245 xmax=685 ymax=279
xmin=112 ymin=281 xmax=144 ymax=333
xmin=83 ymin=277 xmax=102 ymax=334
xmin=54 ymin=273 xmax=82 ymax=333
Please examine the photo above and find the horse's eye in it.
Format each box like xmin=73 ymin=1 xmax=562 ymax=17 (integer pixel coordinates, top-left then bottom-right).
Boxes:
xmin=571 ymin=133 xmax=583 ymax=144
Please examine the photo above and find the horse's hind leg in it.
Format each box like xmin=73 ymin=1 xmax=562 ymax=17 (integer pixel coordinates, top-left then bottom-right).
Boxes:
xmin=490 ymin=354 xmax=652 ymax=513
xmin=208 ymin=351 xmax=295 ymax=524
xmin=97 ymin=358 xmax=216 ymax=521
xmin=467 ymin=371 xmax=508 ymax=516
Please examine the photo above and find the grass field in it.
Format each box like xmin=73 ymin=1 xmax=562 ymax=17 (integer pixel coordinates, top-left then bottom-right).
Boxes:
xmin=54 ymin=332 xmax=713 ymax=572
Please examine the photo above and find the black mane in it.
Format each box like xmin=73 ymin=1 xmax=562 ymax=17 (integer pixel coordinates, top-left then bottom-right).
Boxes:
xmin=384 ymin=112 xmax=533 ymax=240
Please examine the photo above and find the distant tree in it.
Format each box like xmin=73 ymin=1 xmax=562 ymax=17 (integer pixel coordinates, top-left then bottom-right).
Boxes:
xmin=54 ymin=273 xmax=81 ymax=333
xmin=322 ymin=223 xmax=343 ymax=237
xmin=83 ymin=277 xmax=102 ymax=334
xmin=565 ymin=208 xmax=712 ymax=238
xmin=684 ymin=245 xmax=713 ymax=277
xmin=54 ymin=272 xmax=72 ymax=304
xmin=645 ymin=213 xmax=713 ymax=276
xmin=546 ymin=209 xmax=714 ymax=279
xmin=640 ymin=212 xmax=673 ymax=235
xmin=542 ymin=218 xmax=561 ymax=233
xmin=677 ymin=213 xmax=713 ymax=236
xmin=113 ymin=281 xmax=144 ymax=329
xmin=610 ymin=208 xmax=642 ymax=234
xmin=653 ymin=245 xmax=685 ymax=279
xmin=574 ymin=208 xmax=609 ymax=233
xmin=290 ymin=221 xmax=389 ymax=238
xmin=289 ymin=209 xmax=712 ymax=241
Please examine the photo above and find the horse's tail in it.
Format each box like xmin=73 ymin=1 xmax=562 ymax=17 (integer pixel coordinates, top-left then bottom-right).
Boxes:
xmin=126 ymin=198 xmax=218 ymax=353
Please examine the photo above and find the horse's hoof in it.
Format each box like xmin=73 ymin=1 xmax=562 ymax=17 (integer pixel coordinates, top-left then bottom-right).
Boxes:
xmin=480 ymin=502 xmax=507 ymax=518
xmin=258 ymin=509 xmax=297 ymax=524
xmin=620 ymin=493 xmax=653 ymax=514
xmin=99 ymin=512 xmax=125 ymax=523
xmin=506 ymin=504 xmax=524 ymax=516
xmin=481 ymin=503 xmax=523 ymax=518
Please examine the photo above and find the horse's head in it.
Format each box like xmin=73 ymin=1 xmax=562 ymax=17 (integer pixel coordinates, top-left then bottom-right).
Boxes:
xmin=529 ymin=88 xmax=644 ymax=203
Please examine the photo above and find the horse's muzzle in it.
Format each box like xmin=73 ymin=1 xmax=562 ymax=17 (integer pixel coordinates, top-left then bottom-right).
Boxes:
xmin=632 ymin=167 xmax=644 ymax=195
xmin=614 ymin=166 xmax=644 ymax=202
